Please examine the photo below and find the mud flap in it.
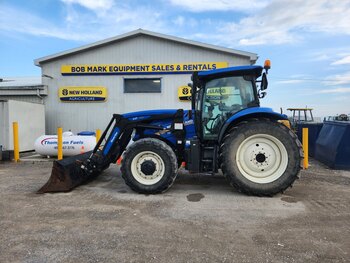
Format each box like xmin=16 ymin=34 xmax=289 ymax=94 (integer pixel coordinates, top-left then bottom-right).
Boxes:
xmin=37 ymin=151 xmax=98 ymax=193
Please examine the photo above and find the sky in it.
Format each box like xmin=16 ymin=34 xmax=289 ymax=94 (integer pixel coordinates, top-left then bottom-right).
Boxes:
xmin=0 ymin=0 xmax=349 ymax=117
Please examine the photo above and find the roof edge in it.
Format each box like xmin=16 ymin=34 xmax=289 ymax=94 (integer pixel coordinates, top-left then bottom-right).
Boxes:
xmin=34 ymin=29 xmax=258 ymax=66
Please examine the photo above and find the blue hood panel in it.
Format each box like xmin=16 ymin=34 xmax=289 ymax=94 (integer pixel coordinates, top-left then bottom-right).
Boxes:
xmin=123 ymin=109 xmax=178 ymax=120
xmin=123 ymin=109 xmax=195 ymax=147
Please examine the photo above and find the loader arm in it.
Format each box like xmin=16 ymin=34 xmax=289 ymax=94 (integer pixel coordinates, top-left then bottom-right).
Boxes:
xmin=38 ymin=110 xmax=185 ymax=193
xmin=85 ymin=114 xmax=166 ymax=172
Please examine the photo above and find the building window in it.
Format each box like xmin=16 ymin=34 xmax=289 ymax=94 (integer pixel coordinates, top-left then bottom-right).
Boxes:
xmin=124 ymin=78 xmax=161 ymax=93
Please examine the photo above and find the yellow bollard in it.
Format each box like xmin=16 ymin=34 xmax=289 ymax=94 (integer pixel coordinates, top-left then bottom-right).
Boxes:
xmin=96 ymin=129 xmax=101 ymax=143
xmin=302 ymin=128 xmax=309 ymax=169
xmin=57 ymin=127 xmax=63 ymax=160
xmin=13 ymin=122 xmax=20 ymax=162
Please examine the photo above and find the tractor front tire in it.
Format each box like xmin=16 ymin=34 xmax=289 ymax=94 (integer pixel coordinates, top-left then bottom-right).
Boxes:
xmin=121 ymin=138 xmax=178 ymax=194
xmin=220 ymin=119 xmax=303 ymax=196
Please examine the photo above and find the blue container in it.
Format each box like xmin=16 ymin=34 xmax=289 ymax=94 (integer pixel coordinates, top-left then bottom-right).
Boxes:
xmin=77 ymin=131 xmax=96 ymax=136
xmin=297 ymin=123 xmax=323 ymax=157
xmin=315 ymin=121 xmax=350 ymax=170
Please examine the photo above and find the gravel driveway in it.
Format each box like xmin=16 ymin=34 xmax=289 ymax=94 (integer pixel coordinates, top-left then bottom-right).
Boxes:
xmin=0 ymin=159 xmax=349 ymax=262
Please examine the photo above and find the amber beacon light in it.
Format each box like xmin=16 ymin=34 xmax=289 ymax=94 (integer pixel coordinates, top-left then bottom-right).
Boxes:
xmin=264 ymin=59 xmax=271 ymax=70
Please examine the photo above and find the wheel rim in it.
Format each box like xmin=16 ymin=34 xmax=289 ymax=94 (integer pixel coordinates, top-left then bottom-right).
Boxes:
xmin=236 ymin=134 xmax=288 ymax=184
xmin=131 ymin=151 xmax=165 ymax=185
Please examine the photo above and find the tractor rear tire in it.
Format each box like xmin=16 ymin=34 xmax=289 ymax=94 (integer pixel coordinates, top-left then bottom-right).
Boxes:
xmin=220 ymin=119 xmax=303 ymax=196
xmin=121 ymin=138 xmax=178 ymax=194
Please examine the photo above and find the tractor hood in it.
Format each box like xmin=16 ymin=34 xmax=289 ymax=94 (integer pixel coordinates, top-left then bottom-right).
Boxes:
xmin=123 ymin=109 xmax=196 ymax=144
xmin=123 ymin=109 xmax=178 ymax=121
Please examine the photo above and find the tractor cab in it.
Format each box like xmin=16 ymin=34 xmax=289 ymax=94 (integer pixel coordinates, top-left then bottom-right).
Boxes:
xmin=192 ymin=63 xmax=269 ymax=140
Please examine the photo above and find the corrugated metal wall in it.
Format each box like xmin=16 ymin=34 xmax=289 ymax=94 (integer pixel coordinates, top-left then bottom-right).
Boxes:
xmin=41 ymin=35 xmax=251 ymax=134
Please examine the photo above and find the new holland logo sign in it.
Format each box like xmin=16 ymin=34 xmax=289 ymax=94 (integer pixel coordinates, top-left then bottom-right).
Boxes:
xmin=178 ymin=85 xmax=192 ymax=101
xmin=59 ymin=87 xmax=107 ymax=102
xmin=178 ymin=86 xmax=231 ymax=102
xmin=61 ymin=62 xmax=228 ymax=75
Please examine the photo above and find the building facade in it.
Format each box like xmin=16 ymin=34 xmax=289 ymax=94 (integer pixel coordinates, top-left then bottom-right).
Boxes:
xmin=35 ymin=29 xmax=257 ymax=134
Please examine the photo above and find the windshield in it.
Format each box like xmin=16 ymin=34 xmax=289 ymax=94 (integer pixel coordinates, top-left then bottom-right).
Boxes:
xmin=202 ymin=76 xmax=256 ymax=139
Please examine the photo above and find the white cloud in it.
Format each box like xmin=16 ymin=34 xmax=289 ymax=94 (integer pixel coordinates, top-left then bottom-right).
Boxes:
xmin=331 ymin=55 xmax=350 ymax=65
xmin=173 ymin=16 xmax=185 ymax=26
xmin=215 ymin=0 xmax=350 ymax=46
xmin=2 ymin=0 xmax=350 ymax=49
xmin=0 ymin=6 xmax=95 ymax=41
xmin=324 ymin=72 xmax=350 ymax=86
xmin=275 ymin=79 xmax=305 ymax=84
xmin=61 ymin=0 xmax=114 ymax=12
xmin=172 ymin=16 xmax=198 ymax=28
xmin=312 ymin=54 xmax=332 ymax=62
xmin=0 ymin=4 xmax=166 ymax=42
xmin=304 ymin=48 xmax=350 ymax=64
xmin=319 ymin=87 xmax=350 ymax=94
xmin=168 ymin=0 xmax=270 ymax=12
xmin=301 ymin=51 xmax=331 ymax=63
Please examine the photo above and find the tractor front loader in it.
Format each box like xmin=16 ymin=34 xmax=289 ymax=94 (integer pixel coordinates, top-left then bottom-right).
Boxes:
xmin=38 ymin=61 xmax=303 ymax=196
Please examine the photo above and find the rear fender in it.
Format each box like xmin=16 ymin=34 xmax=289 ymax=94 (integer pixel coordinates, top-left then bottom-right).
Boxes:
xmin=218 ymin=107 xmax=288 ymax=143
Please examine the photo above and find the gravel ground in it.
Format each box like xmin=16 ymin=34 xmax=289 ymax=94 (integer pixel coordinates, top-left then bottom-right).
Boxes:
xmin=0 ymin=159 xmax=349 ymax=263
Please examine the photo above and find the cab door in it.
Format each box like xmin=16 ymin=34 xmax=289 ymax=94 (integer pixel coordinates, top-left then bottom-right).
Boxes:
xmin=201 ymin=76 xmax=257 ymax=140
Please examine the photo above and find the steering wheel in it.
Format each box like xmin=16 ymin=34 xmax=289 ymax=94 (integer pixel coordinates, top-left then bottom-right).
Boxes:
xmin=230 ymin=104 xmax=243 ymax=111
xmin=205 ymin=114 xmax=224 ymax=134
xmin=219 ymin=103 xmax=242 ymax=112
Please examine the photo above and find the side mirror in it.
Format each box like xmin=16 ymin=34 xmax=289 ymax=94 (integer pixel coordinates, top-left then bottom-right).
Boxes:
xmin=260 ymin=73 xmax=268 ymax=90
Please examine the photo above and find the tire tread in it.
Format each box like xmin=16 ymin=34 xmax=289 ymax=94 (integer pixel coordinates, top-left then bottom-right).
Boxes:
xmin=220 ymin=119 xmax=303 ymax=196
xmin=121 ymin=138 xmax=178 ymax=194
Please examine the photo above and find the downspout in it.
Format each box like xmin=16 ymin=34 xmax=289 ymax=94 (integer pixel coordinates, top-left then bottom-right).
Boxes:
xmin=36 ymin=88 xmax=43 ymax=100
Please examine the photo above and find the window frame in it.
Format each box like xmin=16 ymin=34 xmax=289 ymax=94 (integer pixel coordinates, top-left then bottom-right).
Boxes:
xmin=123 ymin=78 xmax=162 ymax=93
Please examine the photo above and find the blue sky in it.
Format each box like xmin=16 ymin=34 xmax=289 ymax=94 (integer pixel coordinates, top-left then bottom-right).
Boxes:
xmin=0 ymin=0 xmax=349 ymax=117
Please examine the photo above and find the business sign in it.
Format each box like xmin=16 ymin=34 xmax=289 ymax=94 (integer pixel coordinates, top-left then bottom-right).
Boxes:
xmin=61 ymin=62 xmax=228 ymax=75
xmin=207 ymin=87 xmax=231 ymax=96
xmin=178 ymin=86 xmax=232 ymax=102
xmin=58 ymin=86 xmax=107 ymax=102
xmin=206 ymin=87 xmax=238 ymax=101
xmin=178 ymin=85 xmax=192 ymax=101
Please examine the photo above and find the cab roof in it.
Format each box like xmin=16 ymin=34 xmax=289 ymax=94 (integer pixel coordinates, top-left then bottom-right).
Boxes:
xmin=198 ymin=65 xmax=263 ymax=80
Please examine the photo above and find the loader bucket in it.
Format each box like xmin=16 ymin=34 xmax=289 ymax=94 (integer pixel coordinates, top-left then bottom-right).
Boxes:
xmin=37 ymin=151 xmax=96 ymax=193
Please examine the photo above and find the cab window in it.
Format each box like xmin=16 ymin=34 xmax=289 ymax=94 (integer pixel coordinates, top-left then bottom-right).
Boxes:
xmin=202 ymin=76 xmax=255 ymax=139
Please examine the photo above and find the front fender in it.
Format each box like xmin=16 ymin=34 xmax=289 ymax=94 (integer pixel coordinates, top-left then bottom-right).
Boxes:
xmin=218 ymin=107 xmax=288 ymax=143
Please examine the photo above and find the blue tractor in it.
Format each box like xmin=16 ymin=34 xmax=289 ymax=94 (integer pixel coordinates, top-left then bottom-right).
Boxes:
xmin=39 ymin=61 xmax=303 ymax=196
